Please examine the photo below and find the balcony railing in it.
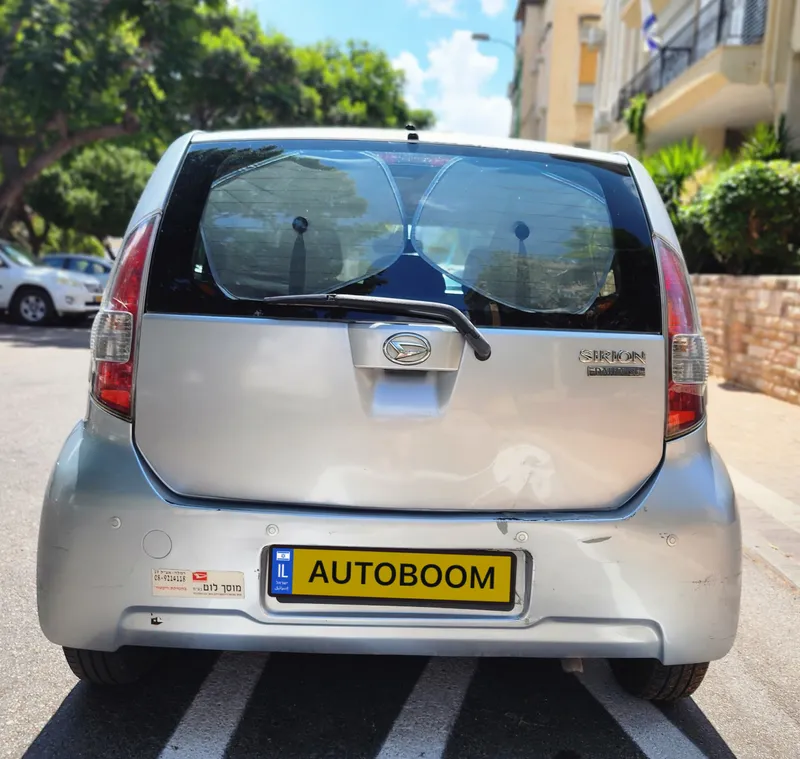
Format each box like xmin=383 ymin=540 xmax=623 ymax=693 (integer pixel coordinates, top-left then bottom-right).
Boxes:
xmin=614 ymin=0 xmax=767 ymax=121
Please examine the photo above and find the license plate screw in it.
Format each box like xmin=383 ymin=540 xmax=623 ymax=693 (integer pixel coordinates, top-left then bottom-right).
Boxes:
xmin=266 ymin=524 xmax=279 ymax=536
xmin=516 ymin=531 xmax=529 ymax=543
xmin=109 ymin=517 xmax=121 ymax=529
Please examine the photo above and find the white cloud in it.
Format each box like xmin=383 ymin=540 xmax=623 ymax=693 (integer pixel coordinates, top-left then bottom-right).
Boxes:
xmin=392 ymin=52 xmax=427 ymax=109
xmin=392 ymin=31 xmax=512 ymax=138
xmin=480 ymin=0 xmax=506 ymax=16
xmin=407 ymin=0 xmax=459 ymax=16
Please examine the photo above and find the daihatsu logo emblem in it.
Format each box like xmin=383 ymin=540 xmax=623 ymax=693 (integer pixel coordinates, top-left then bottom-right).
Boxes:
xmin=383 ymin=333 xmax=431 ymax=366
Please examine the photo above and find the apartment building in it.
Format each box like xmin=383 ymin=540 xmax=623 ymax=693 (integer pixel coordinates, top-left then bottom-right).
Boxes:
xmin=510 ymin=0 xmax=604 ymax=145
xmin=591 ymin=0 xmax=800 ymax=155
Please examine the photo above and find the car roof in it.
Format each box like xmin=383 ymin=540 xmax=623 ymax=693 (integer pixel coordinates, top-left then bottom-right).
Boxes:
xmin=189 ymin=127 xmax=629 ymax=167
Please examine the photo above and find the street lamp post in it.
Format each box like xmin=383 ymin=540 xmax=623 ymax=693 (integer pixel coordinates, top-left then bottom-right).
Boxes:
xmin=471 ymin=33 xmax=522 ymax=138
xmin=470 ymin=32 xmax=516 ymax=52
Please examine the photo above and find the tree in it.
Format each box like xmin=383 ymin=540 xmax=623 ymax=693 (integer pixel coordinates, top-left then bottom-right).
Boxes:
xmin=0 ymin=1 xmax=433 ymax=238
xmin=296 ymin=40 xmax=434 ymax=129
xmin=169 ymin=6 xmax=303 ymax=133
xmin=0 ymin=0 xmax=299 ymax=232
xmin=0 ymin=0 xmax=183 ymax=229
xmin=24 ymin=143 xmax=154 ymax=254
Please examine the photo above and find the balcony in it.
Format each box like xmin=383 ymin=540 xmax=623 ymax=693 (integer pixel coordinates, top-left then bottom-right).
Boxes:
xmin=614 ymin=0 xmax=767 ymax=121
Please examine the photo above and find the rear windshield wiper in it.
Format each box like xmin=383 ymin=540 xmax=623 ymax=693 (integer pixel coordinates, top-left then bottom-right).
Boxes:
xmin=261 ymin=293 xmax=492 ymax=361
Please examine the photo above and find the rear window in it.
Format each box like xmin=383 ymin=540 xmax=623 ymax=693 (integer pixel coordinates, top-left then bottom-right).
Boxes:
xmin=146 ymin=139 xmax=661 ymax=333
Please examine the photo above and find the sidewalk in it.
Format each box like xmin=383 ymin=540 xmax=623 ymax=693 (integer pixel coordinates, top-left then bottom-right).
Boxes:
xmin=707 ymin=378 xmax=800 ymax=588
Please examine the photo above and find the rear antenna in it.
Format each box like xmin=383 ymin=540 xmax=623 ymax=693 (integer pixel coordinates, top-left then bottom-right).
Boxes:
xmin=406 ymin=123 xmax=419 ymax=142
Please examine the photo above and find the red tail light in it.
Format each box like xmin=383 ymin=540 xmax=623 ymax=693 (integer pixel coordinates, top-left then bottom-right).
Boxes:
xmin=89 ymin=216 xmax=158 ymax=419
xmin=654 ymin=235 xmax=709 ymax=439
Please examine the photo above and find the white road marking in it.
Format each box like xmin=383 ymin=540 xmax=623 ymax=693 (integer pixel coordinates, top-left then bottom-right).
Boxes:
xmin=727 ymin=466 xmax=800 ymax=531
xmin=726 ymin=466 xmax=800 ymax=587
xmin=577 ymin=660 xmax=708 ymax=759
xmin=376 ymin=657 xmax=476 ymax=759
xmin=157 ymin=652 xmax=268 ymax=759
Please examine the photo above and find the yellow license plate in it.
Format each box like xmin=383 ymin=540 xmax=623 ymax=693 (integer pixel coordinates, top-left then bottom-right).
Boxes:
xmin=93 ymin=295 xmax=102 ymax=303
xmin=268 ymin=546 xmax=515 ymax=610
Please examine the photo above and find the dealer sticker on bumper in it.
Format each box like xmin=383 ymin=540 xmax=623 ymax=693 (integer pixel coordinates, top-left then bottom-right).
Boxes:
xmin=152 ymin=569 xmax=245 ymax=598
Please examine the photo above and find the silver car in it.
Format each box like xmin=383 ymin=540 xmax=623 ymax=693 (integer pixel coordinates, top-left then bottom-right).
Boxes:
xmin=36 ymin=128 xmax=741 ymax=701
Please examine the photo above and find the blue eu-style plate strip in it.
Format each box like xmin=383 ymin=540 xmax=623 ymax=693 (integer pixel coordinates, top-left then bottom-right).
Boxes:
xmin=270 ymin=547 xmax=294 ymax=595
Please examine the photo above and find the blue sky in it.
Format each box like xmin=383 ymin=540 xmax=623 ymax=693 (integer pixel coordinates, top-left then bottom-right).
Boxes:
xmin=247 ymin=0 xmax=517 ymax=136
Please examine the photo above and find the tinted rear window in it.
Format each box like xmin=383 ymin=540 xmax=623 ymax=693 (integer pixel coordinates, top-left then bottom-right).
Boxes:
xmin=146 ymin=139 xmax=661 ymax=333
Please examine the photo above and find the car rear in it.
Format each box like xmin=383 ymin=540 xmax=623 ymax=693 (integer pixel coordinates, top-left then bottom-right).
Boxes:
xmin=37 ymin=129 xmax=740 ymax=693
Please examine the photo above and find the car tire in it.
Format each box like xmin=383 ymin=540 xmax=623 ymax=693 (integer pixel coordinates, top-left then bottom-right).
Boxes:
xmin=62 ymin=646 xmax=161 ymax=686
xmin=10 ymin=286 xmax=55 ymax=326
xmin=608 ymin=659 xmax=709 ymax=702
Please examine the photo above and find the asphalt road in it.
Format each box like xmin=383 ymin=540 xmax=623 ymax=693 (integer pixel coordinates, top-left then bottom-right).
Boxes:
xmin=1 ymin=321 xmax=799 ymax=759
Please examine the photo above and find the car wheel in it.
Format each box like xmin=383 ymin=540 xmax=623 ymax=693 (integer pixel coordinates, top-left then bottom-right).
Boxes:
xmin=63 ymin=646 xmax=161 ymax=686
xmin=10 ymin=286 xmax=55 ymax=326
xmin=608 ymin=659 xmax=709 ymax=702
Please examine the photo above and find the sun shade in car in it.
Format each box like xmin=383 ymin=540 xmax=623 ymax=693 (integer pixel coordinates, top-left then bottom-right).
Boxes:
xmin=411 ymin=158 xmax=616 ymax=314
xmin=198 ymin=148 xmax=617 ymax=314
xmin=199 ymin=150 xmax=406 ymax=300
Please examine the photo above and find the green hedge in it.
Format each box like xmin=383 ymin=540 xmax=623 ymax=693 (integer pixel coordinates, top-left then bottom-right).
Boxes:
xmin=674 ymin=196 xmax=720 ymax=274
xmin=676 ymin=160 xmax=800 ymax=275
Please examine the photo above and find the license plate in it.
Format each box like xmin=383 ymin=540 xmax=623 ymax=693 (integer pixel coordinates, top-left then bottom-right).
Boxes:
xmin=268 ymin=546 xmax=515 ymax=610
xmin=93 ymin=295 xmax=102 ymax=304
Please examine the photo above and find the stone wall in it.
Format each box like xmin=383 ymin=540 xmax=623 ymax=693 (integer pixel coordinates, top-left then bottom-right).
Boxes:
xmin=691 ymin=275 xmax=800 ymax=405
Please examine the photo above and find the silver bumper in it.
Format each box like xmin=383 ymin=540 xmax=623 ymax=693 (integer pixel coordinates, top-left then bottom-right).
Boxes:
xmin=37 ymin=407 xmax=741 ymax=664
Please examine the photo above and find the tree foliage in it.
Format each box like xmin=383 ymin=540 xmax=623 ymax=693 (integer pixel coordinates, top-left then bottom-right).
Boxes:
xmin=623 ymin=94 xmax=647 ymax=159
xmin=738 ymin=115 xmax=800 ymax=163
xmin=25 ymin=143 xmax=153 ymax=252
xmin=643 ymin=138 xmax=708 ymax=223
xmin=700 ymin=160 xmax=800 ymax=275
xmin=296 ymin=41 xmax=434 ymax=129
xmin=0 ymin=0 xmax=433 ymax=241
xmin=673 ymin=193 xmax=720 ymax=275
xmin=0 ymin=0 xmax=209 ymax=223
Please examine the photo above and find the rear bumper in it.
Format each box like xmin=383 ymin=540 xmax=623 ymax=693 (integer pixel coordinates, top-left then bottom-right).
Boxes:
xmin=37 ymin=407 xmax=742 ymax=664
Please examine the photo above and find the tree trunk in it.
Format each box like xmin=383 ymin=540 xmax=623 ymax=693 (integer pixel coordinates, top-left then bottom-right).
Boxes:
xmin=17 ymin=205 xmax=50 ymax=257
xmin=0 ymin=111 xmax=141 ymax=232
xmin=0 ymin=145 xmax=23 ymax=237
xmin=99 ymin=236 xmax=116 ymax=260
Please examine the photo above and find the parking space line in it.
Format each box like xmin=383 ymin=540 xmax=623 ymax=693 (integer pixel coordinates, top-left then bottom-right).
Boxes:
xmin=726 ymin=465 xmax=800 ymax=588
xmin=376 ymin=657 xmax=476 ymax=759
xmin=740 ymin=520 xmax=800 ymax=589
xmin=157 ymin=652 xmax=268 ymax=759
xmin=577 ymin=660 xmax=708 ymax=759
xmin=727 ymin=466 xmax=800 ymax=531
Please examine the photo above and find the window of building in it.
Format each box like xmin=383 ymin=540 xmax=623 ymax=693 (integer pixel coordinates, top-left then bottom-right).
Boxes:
xmin=577 ymin=15 xmax=601 ymax=104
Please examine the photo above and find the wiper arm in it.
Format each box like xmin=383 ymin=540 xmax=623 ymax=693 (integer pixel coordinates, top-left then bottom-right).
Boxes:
xmin=261 ymin=293 xmax=492 ymax=361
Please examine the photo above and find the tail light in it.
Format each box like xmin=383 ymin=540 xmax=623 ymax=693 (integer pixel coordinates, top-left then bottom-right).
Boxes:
xmin=89 ymin=215 xmax=158 ymax=419
xmin=655 ymin=235 xmax=709 ymax=439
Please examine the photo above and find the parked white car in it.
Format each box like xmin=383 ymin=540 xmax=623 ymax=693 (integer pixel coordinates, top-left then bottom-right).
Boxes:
xmin=0 ymin=239 xmax=104 ymax=325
